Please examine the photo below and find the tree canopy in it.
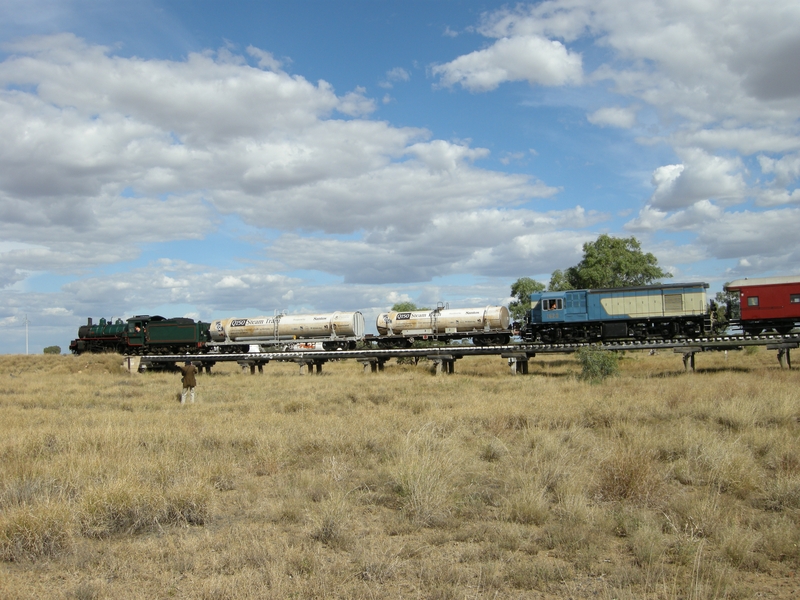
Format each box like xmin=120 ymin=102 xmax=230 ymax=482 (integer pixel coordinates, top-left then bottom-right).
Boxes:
xmin=552 ymin=235 xmax=670 ymax=290
xmin=508 ymin=277 xmax=545 ymax=321
xmin=391 ymin=301 xmax=428 ymax=312
xmin=510 ymin=235 xmax=670 ymax=319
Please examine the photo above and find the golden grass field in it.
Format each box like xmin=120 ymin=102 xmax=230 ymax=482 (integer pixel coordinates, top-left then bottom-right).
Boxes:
xmin=1 ymin=348 xmax=798 ymax=599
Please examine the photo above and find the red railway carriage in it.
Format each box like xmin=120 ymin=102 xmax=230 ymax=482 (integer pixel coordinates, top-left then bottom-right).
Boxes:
xmin=724 ymin=276 xmax=800 ymax=334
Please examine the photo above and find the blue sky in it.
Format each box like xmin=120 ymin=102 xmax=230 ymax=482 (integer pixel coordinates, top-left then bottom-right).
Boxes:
xmin=2 ymin=0 xmax=799 ymax=353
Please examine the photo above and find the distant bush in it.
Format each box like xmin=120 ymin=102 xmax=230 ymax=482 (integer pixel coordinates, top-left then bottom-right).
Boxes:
xmin=576 ymin=346 xmax=619 ymax=382
xmin=43 ymin=346 xmax=61 ymax=355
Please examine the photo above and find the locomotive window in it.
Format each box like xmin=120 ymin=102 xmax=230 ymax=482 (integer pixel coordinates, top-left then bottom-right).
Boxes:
xmin=747 ymin=296 xmax=759 ymax=307
xmin=791 ymin=294 xmax=800 ymax=304
xmin=543 ymin=299 xmax=562 ymax=311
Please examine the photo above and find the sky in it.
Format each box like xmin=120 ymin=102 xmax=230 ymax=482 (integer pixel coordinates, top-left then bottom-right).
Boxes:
xmin=1 ymin=0 xmax=799 ymax=353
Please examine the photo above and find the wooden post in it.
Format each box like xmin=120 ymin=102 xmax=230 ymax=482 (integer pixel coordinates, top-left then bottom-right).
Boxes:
xmin=777 ymin=349 xmax=791 ymax=369
xmin=502 ymin=353 xmax=529 ymax=375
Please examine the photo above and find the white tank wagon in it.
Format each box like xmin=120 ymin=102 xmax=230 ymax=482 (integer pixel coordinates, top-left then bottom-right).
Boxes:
xmin=376 ymin=306 xmax=511 ymax=346
xmin=209 ymin=312 xmax=365 ymax=351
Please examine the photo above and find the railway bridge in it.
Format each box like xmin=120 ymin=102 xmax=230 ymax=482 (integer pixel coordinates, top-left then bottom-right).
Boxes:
xmin=132 ymin=333 xmax=800 ymax=375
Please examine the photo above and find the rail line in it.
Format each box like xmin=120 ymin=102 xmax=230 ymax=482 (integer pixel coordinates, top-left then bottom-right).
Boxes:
xmin=132 ymin=332 xmax=800 ymax=375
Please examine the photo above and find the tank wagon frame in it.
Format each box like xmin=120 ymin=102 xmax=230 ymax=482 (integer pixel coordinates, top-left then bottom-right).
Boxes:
xmin=521 ymin=282 xmax=712 ymax=343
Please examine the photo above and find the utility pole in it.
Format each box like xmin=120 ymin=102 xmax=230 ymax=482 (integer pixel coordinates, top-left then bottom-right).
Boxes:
xmin=23 ymin=314 xmax=29 ymax=354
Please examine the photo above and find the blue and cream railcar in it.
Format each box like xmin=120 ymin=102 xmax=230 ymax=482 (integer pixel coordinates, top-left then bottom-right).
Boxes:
xmin=521 ymin=282 xmax=710 ymax=343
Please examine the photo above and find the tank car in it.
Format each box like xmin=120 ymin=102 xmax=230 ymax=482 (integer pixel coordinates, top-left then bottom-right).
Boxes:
xmin=724 ymin=276 xmax=800 ymax=335
xmin=375 ymin=306 xmax=511 ymax=346
xmin=520 ymin=282 xmax=710 ymax=343
xmin=209 ymin=311 xmax=366 ymax=351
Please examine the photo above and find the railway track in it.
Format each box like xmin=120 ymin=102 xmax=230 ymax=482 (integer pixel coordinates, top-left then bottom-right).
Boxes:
xmin=133 ymin=332 xmax=800 ymax=374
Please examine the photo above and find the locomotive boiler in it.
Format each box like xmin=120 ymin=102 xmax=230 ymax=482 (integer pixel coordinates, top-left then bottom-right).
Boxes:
xmin=209 ymin=311 xmax=366 ymax=351
xmin=376 ymin=305 xmax=511 ymax=346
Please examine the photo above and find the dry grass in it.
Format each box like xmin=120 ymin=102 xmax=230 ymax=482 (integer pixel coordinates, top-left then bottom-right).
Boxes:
xmin=0 ymin=348 xmax=798 ymax=599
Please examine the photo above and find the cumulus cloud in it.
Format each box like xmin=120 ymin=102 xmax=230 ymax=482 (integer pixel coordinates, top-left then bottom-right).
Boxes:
xmin=0 ymin=34 xmax=554 ymax=273
xmin=435 ymin=1 xmax=800 ymax=156
xmin=270 ymin=206 xmax=604 ymax=283
xmin=431 ymin=35 xmax=583 ymax=91
xmin=648 ymin=149 xmax=747 ymax=210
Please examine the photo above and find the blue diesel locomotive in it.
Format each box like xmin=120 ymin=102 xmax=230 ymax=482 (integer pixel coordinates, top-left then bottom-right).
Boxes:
xmin=520 ymin=282 xmax=711 ymax=343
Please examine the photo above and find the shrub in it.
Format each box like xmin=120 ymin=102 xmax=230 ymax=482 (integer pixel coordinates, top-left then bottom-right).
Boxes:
xmin=0 ymin=505 xmax=73 ymax=561
xmin=43 ymin=346 xmax=61 ymax=355
xmin=576 ymin=346 xmax=619 ymax=382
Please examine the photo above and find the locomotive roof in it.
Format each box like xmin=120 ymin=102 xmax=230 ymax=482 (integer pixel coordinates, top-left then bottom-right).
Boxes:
xmin=537 ymin=282 xmax=708 ymax=295
xmin=724 ymin=275 xmax=800 ymax=289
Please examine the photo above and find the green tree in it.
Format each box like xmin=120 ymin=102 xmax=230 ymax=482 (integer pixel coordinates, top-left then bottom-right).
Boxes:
xmin=391 ymin=301 xmax=428 ymax=312
xmin=43 ymin=345 xmax=61 ymax=355
xmin=554 ymin=235 xmax=670 ymax=289
xmin=508 ymin=277 xmax=546 ymax=321
xmin=391 ymin=301 xmax=416 ymax=312
xmin=710 ymin=289 xmax=739 ymax=334
xmin=548 ymin=269 xmax=574 ymax=291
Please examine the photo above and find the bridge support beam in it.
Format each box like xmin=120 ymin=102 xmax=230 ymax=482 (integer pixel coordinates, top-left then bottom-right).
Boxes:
xmin=502 ymin=352 xmax=532 ymax=375
xmin=296 ymin=360 xmax=325 ymax=375
xmin=767 ymin=342 xmax=797 ymax=369
xmin=238 ymin=360 xmax=266 ymax=374
xmin=358 ymin=358 xmax=387 ymax=373
xmin=429 ymin=355 xmax=456 ymax=375
xmin=124 ymin=356 xmax=142 ymax=373
xmin=674 ymin=347 xmax=703 ymax=372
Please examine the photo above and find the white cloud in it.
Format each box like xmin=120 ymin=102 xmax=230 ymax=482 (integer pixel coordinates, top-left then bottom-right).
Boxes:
xmin=587 ymin=106 xmax=637 ymax=128
xmin=379 ymin=67 xmax=411 ymax=89
xmin=0 ymin=34 xmax=557 ymax=285
xmin=431 ymin=35 xmax=583 ymax=91
xmin=246 ymin=45 xmax=282 ymax=71
xmin=759 ymin=153 xmax=800 ymax=186
xmin=648 ymin=149 xmax=747 ymax=210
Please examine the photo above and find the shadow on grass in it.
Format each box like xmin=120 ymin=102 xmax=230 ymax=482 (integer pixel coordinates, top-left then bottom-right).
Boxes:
xmin=637 ymin=365 xmax=754 ymax=379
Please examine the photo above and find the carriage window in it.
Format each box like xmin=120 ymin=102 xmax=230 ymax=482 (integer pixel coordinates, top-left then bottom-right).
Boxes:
xmin=747 ymin=296 xmax=759 ymax=307
xmin=791 ymin=294 xmax=800 ymax=303
xmin=543 ymin=299 xmax=562 ymax=311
